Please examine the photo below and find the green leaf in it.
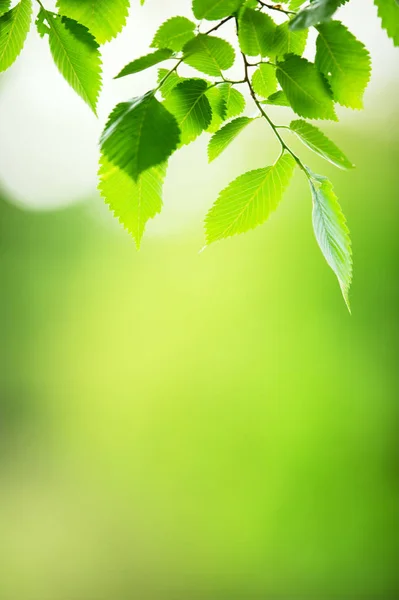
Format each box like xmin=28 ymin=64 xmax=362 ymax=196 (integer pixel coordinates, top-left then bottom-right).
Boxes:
xmin=252 ymin=63 xmax=277 ymax=98
xmin=100 ymin=93 xmax=180 ymax=181
xmin=56 ymin=0 xmax=130 ymax=44
xmin=192 ymin=0 xmax=244 ymax=20
xmin=238 ymin=7 xmax=275 ymax=57
xmin=315 ymin=21 xmax=371 ymax=109
xmin=157 ymin=68 xmax=182 ymax=99
xmin=374 ymin=0 xmax=399 ymax=46
xmin=37 ymin=10 xmax=102 ymax=114
xmin=289 ymin=0 xmax=340 ymax=31
xmin=183 ymin=34 xmax=235 ymax=77
xmin=308 ymin=170 xmax=352 ymax=310
xmin=218 ymin=82 xmax=246 ymax=118
xmin=0 ymin=1 xmax=11 ymax=17
xmin=290 ymin=119 xmax=353 ymax=169
xmin=205 ymin=153 xmax=296 ymax=244
xmin=272 ymin=21 xmax=308 ymax=60
xmin=277 ymin=55 xmax=337 ymax=120
xmin=115 ymin=49 xmax=173 ymax=79
xmin=261 ymin=90 xmax=290 ymax=107
xmin=151 ymin=16 xmax=196 ymax=51
xmin=164 ymin=78 xmax=212 ymax=145
xmin=98 ymin=156 xmax=166 ymax=249
xmin=289 ymin=0 xmax=306 ymax=9
xmin=205 ymin=86 xmax=227 ymax=133
xmin=0 ymin=0 xmax=31 ymax=73
xmin=208 ymin=116 xmax=253 ymax=162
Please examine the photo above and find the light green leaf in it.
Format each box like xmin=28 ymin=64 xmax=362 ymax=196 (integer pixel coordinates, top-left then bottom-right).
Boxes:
xmin=100 ymin=93 xmax=180 ymax=181
xmin=290 ymin=119 xmax=353 ymax=169
xmin=0 ymin=1 xmax=11 ymax=17
xmin=238 ymin=7 xmax=275 ymax=57
xmin=272 ymin=21 xmax=308 ymax=60
xmin=151 ymin=16 xmax=195 ymax=52
xmin=0 ymin=0 xmax=31 ymax=73
xmin=192 ymin=0 xmax=244 ymax=20
xmin=164 ymin=79 xmax=212 ymax=145
xmin=261 ymin=90 xmax=290 ymax=107
xmin=316 ymin=21 xmax=371 ymax=109
xmin=56 ymin=0 xmax=130 ymax=44
xmin=115 ymin=49 xmax=173 ymax=79
xmin=183 ymin=34 xmax=235 ymax=77
xmin=99 ymin=156 xmax=166 ymax=249
xmin=289 ymin=0 xmax=306 ymax=9
xmin=205 ymin=86 xmax=227 ymax=133
xmin=289 ymin=0 xmax=340 ymax=31
xmin=36 ymin=10 xmax=101 ymax=114
xmin=157 ymin=68 xmax=182 ymax=99
xmin=374 ymin=0 xmax=399 ymax=46
xmin=277 ymin=55 xmax=337 ymax=120
xmin=218 ymin=82 xmax=246 ymax=118
xmin=208 ymin=116 xmax=253 ymax=162
xmin=205 ymin=153 xmax=296 ymax=244
xmin=308 ymin=170 xmax=352 ymax=310
xmin=252 ymin=63 xmax=277 ymax=98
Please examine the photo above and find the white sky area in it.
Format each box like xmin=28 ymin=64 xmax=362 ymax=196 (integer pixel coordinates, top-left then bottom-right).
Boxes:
xmin=0 ymin=0 xmax=398 ymax=212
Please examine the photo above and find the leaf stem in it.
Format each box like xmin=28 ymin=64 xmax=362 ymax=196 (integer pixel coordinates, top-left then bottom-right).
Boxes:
xmin=235 ymin=18 xmax=307 ymax=173
xmin=203 ymin=15 xmax=234 ymax=35
xmin=257 ymin=1 xmax=296 ymax=16
xmin=154 ymin=58 xmax=184 ymax=93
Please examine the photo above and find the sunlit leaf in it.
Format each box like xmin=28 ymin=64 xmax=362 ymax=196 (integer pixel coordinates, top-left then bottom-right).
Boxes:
xmin=316 ymin=20 xmax=371 ymax=109
xmin=290 ymin=119 xmax=354 ymax=169
xmin=99 ymin=156 xmax=166 ymax=249
xmin=0 ymin=0 xmax=31 ymax=73
xmin=205 ymin=154 xmax=296 ymax=243
xmin=308 ymin=170 xmax=352 ymax=310
xmin=208 ymin=116 xmax=253 ymax=162
xmin=56 ymin=0 xmax=130 ymax=44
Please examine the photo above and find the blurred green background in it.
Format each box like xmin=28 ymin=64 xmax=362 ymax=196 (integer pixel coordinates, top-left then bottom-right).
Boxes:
xmin=0 ymin=1 xmax=399 ymax=598
xmin=0 ymin=121 xmax=398 ymax=599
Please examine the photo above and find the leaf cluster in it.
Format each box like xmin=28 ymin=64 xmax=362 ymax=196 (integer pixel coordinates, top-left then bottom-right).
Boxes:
xmin=0 ymin=0 xmax=398 ymax=309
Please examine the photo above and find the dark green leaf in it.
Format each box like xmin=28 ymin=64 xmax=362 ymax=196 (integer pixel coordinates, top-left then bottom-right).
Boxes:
xmin=164 ymin=79 xmax=212 ymax=145
xmin=0 ymin=1 xmax=11 ymax=17
xmin=277 ymin=55 xmax=337 ymax=120
xmin=205 ymin=86 xmax=227 ymax=133
xmin=290 ymin=0 xmax=340 ymax=31
xmin=261 ymin=90 xmax=291 ymax=107
xmin=218 ymin=83 xmax=246 ymax=118
xmin=100 ymin=93 xmax=180 ymax=180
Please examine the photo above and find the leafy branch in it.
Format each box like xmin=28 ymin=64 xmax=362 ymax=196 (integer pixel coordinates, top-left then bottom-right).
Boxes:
xmin=0 ymin=0 xmax=398 ymax=309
